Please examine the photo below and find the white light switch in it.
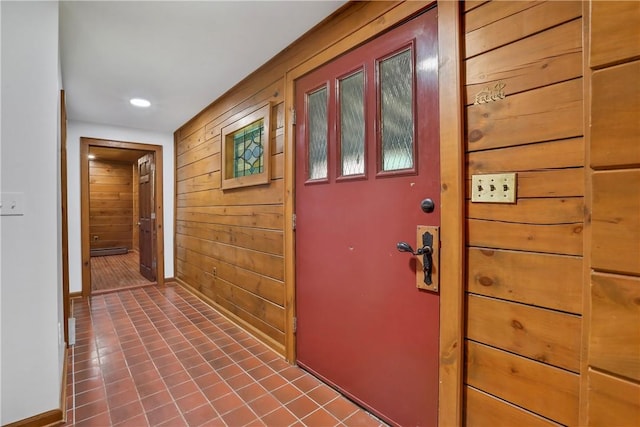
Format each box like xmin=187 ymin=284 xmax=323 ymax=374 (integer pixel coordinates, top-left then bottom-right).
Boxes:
xmin=0 ymin=192 xmax=25 ymax=216
xmin=471 ymin=173 xmax=516 ymax=203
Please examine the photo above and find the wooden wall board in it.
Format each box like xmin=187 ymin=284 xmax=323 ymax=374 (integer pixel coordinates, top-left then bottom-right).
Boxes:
xmin=467 ymin=294 xmax=581 ymax=372
xmin=176 ymin=127 xmax=206 ymax=156
xmin=177 ymin=235 xmax=284 ymax=281
xmin=176 ymin=246 xmax=284 ymax=307
xmin=176 ymin=172 xmax=221 ymax=195
xmin=465 ymin=1 xmax=580 ymax=58
xmin=175 ymin=205 xmax=283 ymax=230
xmin=176 ymin=179 xmax=284 ymax=207
xmin=467 ymin=248 xmax=582 ymax=314
xmin=88 ymin=166 xmax=132 ymax=177
xmin=467 ymin=78 xmax=583 ymax=151
xmin=467 ymin=219 xmax=583 ymax=256
xmin=464 ymin=386 xmax=562 ymax=427
xmin=176 ymin=153 xmax=220 ymax=182
xmin=591 ymin=170 xmax=640 ymax=275
xmin=590 ymin=1 xmax=640 ymax=69
xmin=467 ymin=197 xmax=584 ymax=225
xmin=464 ymin=1 xmax=537 ymax=33
xmin=589 ymin=272 xmax=640 ymax=381
xmin=465 ymin=341 xmax=579 ymax=425
xmin=176 ymin=220 xmax=283 ymax=256
xmin=467 ymin=138 xmax=584 ymax=173
xmin=177 ymin=138 xmax=220 ymax=169
xmin=465 ymin=19 xmax=582 ymax=105
xmin=591 ymin=61 xmax=640 ymax=168
xmin=587 ymin=369 xmax=640 ymax=426
xmin=89 ymin=160 xmax=134 ymax=250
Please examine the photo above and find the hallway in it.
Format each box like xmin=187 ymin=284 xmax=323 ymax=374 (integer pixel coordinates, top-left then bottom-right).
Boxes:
xmin=64 ymin=286 xmax=385 ymax=426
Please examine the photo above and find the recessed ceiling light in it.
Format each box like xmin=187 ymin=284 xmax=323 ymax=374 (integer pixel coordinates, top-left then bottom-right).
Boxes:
xmin=88 ymin=154 xmax=96 ymax=159
xmin=130 ymin=98 xmax=151 ymax=108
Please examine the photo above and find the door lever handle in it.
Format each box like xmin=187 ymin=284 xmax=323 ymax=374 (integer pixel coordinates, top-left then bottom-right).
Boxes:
xmin=396 ymin=231 xmax=434 ymax=285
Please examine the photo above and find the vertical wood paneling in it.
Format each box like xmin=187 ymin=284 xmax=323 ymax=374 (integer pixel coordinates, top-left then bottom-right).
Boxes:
xmin=590 ymin=1 xmax=640 ymax=69
xmin=587 ymin=370 xmax=640 ymax=426
xmin=463 ymin=2 xmax=585 ymax=424
xmin=591 ymin=170 xmax=640 ymax=275
xmin=89 ymin=160 xmax=134 ymax=250
xmin=586 ymin=3 xmax=640 ymax=424
xmin=590 ymin=273 xmax=640 ymax=382
xmin=591 ymin=61 xmax=640 ymax=168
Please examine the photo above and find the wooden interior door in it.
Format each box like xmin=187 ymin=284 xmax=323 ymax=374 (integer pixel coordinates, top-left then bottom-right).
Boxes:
xmin=295 ymin=8 xmax=440 ymax=426
xmin=138 ymin=153 xmax=156 ymax=281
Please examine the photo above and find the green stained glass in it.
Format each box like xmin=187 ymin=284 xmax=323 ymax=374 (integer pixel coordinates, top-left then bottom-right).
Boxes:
xmin=233 ymin=120 xmax=264 ymax=177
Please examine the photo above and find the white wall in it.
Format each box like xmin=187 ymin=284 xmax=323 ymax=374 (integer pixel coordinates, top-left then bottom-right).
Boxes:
xmin=0 ymin=2 xmax=63 ymax=424
xmin=67 ymin=120 xmax=174 ymax=293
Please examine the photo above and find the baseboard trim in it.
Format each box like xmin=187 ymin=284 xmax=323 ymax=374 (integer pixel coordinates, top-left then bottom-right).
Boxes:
xmin=3 ymin=409 xmax=63 ymax=427
xmin=5 ymin=347 xmax=69 ymax=427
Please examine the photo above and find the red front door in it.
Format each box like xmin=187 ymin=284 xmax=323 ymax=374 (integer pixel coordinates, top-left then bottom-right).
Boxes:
xmin=295 ymin=8 xmax=440 ymax=426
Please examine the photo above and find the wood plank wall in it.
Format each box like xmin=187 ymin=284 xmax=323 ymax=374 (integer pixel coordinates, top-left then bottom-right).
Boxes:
xmin=174 ymin=2 xmax=427 ymax=356
xmin=89 ymin=159 xmax=134 ymax=250
xmin=586 ymin=2 xmax=640 ymax=425
xmin=463 ymin=2 xmax=585 ymax=425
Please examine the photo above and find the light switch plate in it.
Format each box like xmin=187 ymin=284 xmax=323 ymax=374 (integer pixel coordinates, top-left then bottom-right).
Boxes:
xmin=0 ymin=192 xmax=25 ymax=216
xmin=471 ymin=173 xmax=516 ymax=203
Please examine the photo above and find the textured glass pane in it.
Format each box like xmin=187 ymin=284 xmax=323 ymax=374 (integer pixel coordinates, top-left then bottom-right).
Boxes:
xmin=307 ymin=87 xmax=328 ymax=180
xmin=340 ymin=71 xmax=365 ymax=176
xmin=233 ymin=120 xmax=264 ymax=177
xmin=380 ymin=49 xmax=414 ymax=171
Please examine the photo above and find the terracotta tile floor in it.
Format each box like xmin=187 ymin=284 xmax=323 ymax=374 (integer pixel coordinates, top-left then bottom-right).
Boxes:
xmin=63 ymin=285 xmax=385 ymax=426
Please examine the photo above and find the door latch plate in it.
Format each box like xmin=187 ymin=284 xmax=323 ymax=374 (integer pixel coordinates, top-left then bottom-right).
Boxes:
xmin=416 ymin=225 xmax=439 ymax=292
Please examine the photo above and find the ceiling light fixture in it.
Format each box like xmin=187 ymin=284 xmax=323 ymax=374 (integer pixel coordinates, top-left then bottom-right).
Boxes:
xmin=130 ymin=98 xmax=151 ymax=108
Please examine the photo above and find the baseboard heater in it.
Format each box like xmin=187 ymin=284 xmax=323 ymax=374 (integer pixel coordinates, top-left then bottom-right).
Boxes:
xmin=90 ymin=247 xmax=128 ymax=257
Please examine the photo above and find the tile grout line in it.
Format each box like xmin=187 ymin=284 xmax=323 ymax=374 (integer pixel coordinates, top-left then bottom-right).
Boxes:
xmin=150 ymin=286 xmax=282 ymax=424
xmin=123 ymin=287 xmax=217 ymax=425
xmin=168 ymin=286 xmax=321 ymax=425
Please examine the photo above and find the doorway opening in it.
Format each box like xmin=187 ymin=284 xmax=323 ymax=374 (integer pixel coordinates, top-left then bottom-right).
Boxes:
xmin=80 ymin=137 xmax=165 ymax=296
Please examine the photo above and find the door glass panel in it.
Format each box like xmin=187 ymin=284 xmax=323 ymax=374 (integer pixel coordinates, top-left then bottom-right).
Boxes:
xmin=307 ymin=87 xmax=328 ymax=180
xmin=380 ymin=49 xmax=414 ymax=171
xmin=339 ymin=71 xmax=365 ymax=176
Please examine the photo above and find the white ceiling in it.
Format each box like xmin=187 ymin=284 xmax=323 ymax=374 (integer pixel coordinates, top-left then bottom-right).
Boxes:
xmin=59 ymin=1 xmax=347 ymax=133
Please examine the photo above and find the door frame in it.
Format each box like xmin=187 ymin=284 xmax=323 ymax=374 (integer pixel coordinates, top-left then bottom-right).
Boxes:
xmin=283 ymin=2 xmax=464 ymax=425
xmin=80 ymin=137 xmax=165 ymax=296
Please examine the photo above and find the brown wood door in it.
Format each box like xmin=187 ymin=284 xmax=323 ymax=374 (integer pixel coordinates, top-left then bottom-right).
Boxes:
xmin=138 ymin=153 xmax=156 ymax=281
xmin=295 ymin=9 xmax=440 ymax=426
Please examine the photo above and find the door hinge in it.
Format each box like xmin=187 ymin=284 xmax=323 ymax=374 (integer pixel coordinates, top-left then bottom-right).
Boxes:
xmin=293 ymin=317 xmax=297 ymax=333
xmin=292 ymin=213 xmax=296 ymax=230
xmin=292 ymin=109 xmax=296 ymax=125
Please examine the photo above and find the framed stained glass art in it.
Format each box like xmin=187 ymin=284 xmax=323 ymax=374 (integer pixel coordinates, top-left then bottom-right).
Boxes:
xmin=221 ymin=102 xmax=271 ymax=190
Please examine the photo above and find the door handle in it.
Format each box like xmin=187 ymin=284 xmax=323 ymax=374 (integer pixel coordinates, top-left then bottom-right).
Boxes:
xmin=397 ymin=231 xmax=434 ymax=285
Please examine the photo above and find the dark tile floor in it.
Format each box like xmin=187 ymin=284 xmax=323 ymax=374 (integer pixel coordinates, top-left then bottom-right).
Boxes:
xmin=63 ymin=285 xmax=384 ymax=426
